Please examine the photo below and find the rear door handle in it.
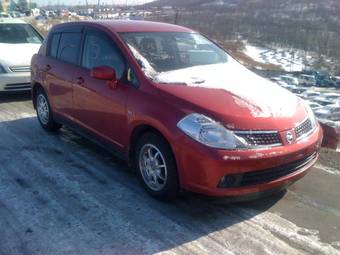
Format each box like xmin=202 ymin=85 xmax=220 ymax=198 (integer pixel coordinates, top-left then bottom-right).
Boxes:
xmin=75 ymin=77 xmax=85 ymax=85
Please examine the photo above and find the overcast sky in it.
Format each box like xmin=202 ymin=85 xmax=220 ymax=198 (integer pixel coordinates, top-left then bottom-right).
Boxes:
xmin=34 ymin=0 xmax=155 ymax=6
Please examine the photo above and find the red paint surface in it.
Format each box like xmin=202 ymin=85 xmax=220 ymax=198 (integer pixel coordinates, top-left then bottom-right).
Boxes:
xmin=31 ymin=20 xmax=324 ymax=197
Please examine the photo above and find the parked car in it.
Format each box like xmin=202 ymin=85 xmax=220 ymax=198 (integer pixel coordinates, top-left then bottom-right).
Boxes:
xmin=300 ymin=91 xmax=321 ymax=100
xmin=322 ymin=93 xmax=340 ymax=103
xmin=0 ymin=19 xmax=43 ymax=92
xmin=0 ymin=12 xmax=11 ymax=18
xmin=315 ymin=105 xmax=340 ymax=121
xmin=279 ymin=75 xmax=299 ymax=86
xmin=31 ymin=21 xmax=323 ymax=200
xmin=315 ymin=71 xmax=333 ymax=87
xmin=312 ymin=96 xmax=334 ymax=106
xmin=287 ymin=85 xmax=307 ymax=94
xmin=305 ymin=101 xmax=322 ymax=111
xmin=331 ymin=76 xmax=340 ymax=88
xmin=299 ymin=74 xmax=316 ymax=87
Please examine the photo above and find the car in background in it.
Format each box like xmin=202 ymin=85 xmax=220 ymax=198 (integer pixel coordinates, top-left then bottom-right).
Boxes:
xmin=300 ymin=91 xmax=321 ymax=100
xmin=31 ymin=20 xmax=323 ymax=200
xmin=315 ymin=71 xmax=333 ymax=87
xmin=330 ymin=76 xmax=340 ymax=88
xmin=323 ymin=93 xmax=340 ymax=103
xmin=315 ymin=105 xmax=340 ymax=121
xmin=288 ymin=85 xmax=307 ymax=94
xmin=280 ymin=75 xmax=299 ymax=86
xmin=0 ymin=19 xmax=43 ymax=92
xmin=305 ymin=101 xmax=322 ymax=111
xmin=313 ymin=96 xmax=334 ymax=106
xmin=299 ymin=74 xmax=316 ymax=87
xmin=0 ymin=12 xmax=11 ymax=18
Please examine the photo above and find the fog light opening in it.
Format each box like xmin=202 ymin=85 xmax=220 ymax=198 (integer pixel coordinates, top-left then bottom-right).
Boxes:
xmin=218 ymin=174 xmax=243 ymax=188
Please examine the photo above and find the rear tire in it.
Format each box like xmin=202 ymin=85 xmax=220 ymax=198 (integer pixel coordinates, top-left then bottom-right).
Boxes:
xmin=35 ymin=88 xmax=61 ymax=132
xmin=135 ymin=132 xmax=179 ymax=200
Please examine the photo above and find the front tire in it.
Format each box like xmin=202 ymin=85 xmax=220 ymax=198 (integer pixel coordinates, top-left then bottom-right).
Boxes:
xmin=135 ymin=132 xmax=179 ymax=200
xmin=35 ymin=88 xmax=61 ymax=132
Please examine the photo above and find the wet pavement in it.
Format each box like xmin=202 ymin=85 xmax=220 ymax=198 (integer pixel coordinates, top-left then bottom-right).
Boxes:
xmin=0 ymin=93 xmax=339 ymax=255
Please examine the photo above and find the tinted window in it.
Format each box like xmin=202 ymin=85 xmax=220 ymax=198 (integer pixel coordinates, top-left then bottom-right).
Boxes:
xmin=49 ymin=33 xmax=61 ymax=58
xmin=58 ymin=33 xmax=82 ymax=65
xmin=0 ymin=24 xmax=43 ymax=44
xmin=82 ymin=31 xmax=125 ymax=79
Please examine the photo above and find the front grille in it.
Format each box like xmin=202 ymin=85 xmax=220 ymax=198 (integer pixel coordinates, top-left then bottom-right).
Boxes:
xmin=9 ymin=66 xmax=31 ymax=72
xmin=295 ymin=118 xmax=313 ymax=139
xmin=218 ymin=152 xmax=317 ymax=188
xmin=234 ymin=131 xmax=282 ymax=146
xmin=4 ymin=83 xmax=31 ymax=90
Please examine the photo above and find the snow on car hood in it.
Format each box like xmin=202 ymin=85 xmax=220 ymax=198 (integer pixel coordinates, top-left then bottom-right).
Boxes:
xmin=0 ymin=43 xmax=41 ymax=67
xmin=154 ymin=60 xmax=307 ymax=130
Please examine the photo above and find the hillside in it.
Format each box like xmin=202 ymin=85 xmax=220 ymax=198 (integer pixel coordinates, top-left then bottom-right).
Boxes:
xmin=145 ymin=0 xmax=340 ymax=74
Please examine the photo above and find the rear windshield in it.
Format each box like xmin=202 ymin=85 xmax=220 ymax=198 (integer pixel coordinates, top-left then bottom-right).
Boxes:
xmin=0 ymin=23 xmax=43 ymax=44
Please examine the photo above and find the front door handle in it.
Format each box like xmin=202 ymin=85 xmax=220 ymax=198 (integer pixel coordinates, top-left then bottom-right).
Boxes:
xmin=75 ymin=77 xmax=85 ymax=85
xmin=44 ymin=64 xmax=51 ymax=71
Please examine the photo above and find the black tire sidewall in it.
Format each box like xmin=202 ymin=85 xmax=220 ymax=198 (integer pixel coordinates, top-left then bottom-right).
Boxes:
xmin=135 ymin=132 xmax=179 ymax=200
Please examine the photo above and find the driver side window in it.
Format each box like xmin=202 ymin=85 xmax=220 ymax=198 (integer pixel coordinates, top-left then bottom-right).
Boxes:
xmin=82 ymin=30 xmax=125 ymax=79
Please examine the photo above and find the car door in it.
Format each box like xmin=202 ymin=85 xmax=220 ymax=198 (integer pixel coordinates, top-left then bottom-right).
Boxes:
xmin=72 ymin=28 xmax=132 ymax=150
xmin=45 ymin=29 xmax=82 ymax=118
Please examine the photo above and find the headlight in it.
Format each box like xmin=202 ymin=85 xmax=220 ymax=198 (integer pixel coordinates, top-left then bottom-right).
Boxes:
xmin=304 ymin=102 xmax=317 ymax=129
xmin=0 ymin=64 xmax=6 ymax=74
xmin=177 ymin=113 xmax=249 ymax=150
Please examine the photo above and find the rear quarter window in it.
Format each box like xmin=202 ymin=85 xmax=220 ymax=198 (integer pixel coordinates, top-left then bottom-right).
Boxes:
xmin=57 ymin=32 xmax=82 ymax=65
xmin=48 ymin=33 xmax=61 ymax=58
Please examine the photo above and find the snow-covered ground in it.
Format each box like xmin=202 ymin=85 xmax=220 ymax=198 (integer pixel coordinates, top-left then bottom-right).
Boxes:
xmin=244 ymin=44 xmax=310 ymax=72
xmin=0 ymin=94 xmax=340 ymax=254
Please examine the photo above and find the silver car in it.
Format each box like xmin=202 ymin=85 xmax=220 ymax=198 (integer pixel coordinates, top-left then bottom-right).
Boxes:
xmin=0 ymin=18 xmax=43 ymax=92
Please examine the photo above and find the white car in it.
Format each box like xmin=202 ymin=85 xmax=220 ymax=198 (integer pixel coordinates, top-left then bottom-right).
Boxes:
xmin=0 ymin=12 xmax=11 ymax=18
xmin=280 ymin=75 xmax=299 ymax=86
xmin=305 ymin=100 xmax=322 ymax=111
xmin=315 ymin=105 xmax=340 ymax=121
xmin=300 ymin=91 xmax=321 ymax=100
xmin=323 ymin=93 xmax=340 ymax=103
xmin=0 ymin=19 xmax=43 ymax=92
xmin=299 ymin=74 xmax=316 ymax=87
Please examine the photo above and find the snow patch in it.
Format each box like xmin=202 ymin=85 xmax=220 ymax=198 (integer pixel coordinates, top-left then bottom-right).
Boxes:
xmin=315 ymin=164 xmax=340 ymax=175
xmin=244 ymin=44 xmax=307 ymax=72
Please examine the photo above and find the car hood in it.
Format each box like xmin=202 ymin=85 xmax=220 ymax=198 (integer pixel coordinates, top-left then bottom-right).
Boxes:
xmin=0 ymin=43 xmax=41 ymax=68
xmin=154 ymin=61 xmax=307 ymax=131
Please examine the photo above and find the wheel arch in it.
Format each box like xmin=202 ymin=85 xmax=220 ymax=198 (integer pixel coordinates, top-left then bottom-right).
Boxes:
xmin=32 ymin=82 xmax=44 ymax=109
xmin=128 ymin=123 xmax=178 ymax=169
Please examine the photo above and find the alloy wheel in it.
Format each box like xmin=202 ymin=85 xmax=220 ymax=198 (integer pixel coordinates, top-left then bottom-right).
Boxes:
xmin=139 ymin=144 xmax=168 ymax=191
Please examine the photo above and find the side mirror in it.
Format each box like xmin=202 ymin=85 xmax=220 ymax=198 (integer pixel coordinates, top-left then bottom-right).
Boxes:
xmin=90 ymin=66 xmax=117 ymax=89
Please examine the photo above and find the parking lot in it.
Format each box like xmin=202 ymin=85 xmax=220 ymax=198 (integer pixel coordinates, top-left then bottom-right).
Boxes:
xmin=0 ymin=93 xmax=340 ymax=255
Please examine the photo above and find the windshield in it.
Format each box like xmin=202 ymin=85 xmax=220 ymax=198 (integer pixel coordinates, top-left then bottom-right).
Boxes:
xmin=119 ymin=32 xmax=228 ymax=76
xmin=0 ymin=24 xmax=43 ymax=44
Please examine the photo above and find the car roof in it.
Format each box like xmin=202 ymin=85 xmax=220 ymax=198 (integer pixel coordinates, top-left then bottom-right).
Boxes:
xmin=52 ymin=20 xmax=195 ymax=33
xmin=0 ymin=18 xmax=27 ymax=24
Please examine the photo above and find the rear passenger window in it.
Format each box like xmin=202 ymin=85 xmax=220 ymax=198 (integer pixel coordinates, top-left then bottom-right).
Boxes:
xmin=58 ymin=33 xmax=82 ymax=65
xmin=82 ymin=31 xmax=125 ymax=79
xmin=49 ymin=33 xmax=60 ymax=58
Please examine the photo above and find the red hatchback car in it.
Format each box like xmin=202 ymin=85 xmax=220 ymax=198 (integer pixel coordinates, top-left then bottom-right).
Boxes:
xmin=31 ymin=21 xmax=323 ymax=200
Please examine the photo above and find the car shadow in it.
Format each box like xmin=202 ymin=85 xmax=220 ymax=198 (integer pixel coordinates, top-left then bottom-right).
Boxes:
xmin=0 ymin=91 xmax=31 ymax=104
xmin=0 ymin=116 xmax=285 ymax=254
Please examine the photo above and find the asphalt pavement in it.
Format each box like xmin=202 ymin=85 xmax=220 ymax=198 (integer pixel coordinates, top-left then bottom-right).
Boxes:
xmin=0 ymin=93 xmax=339 ymax=255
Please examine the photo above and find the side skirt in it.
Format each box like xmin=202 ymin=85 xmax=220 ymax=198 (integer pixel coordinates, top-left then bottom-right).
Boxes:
xmin=54 ymin=114 xmax=128 ymax=162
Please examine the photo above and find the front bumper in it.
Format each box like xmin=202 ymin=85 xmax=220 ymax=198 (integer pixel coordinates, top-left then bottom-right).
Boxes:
xmin=0 ymin=73 xmax=31 ymax=92
xmin=173 ymin=125 xmax=323 ymax=197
